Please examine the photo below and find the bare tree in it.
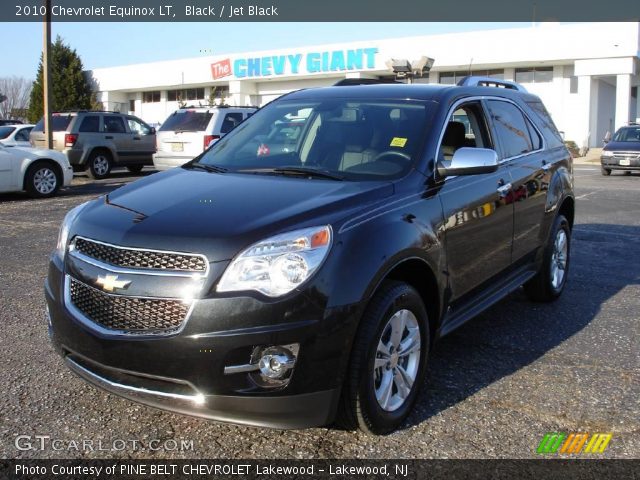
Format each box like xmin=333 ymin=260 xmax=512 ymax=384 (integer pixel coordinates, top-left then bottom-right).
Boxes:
xmin=0 ymin=76 xmax=32 ymax=120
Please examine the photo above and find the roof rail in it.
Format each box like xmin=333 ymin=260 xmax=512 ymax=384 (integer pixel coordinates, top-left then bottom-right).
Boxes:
xmin=457 ymin=76 xmax=527 ymax=92
xmin=333 ymin=78 xmax=402 ymax=86
xmin=181 ymin=104 xmax=259 ymax=109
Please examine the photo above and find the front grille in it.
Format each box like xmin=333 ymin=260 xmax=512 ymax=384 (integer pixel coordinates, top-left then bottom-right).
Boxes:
xmin=74 ymin=237 xmax=207 ymax=272
xmin=612 ymin=151 xmax=640 ymax=158
xmin=69 ymin=278 xmax=190 ymax=334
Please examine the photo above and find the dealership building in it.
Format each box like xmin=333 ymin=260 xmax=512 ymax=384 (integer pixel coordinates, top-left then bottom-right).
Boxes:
xmin=89 ymin=22 xmax=640 ymax=148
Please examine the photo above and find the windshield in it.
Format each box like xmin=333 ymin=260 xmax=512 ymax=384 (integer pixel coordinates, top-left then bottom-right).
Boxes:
xmin=160 ymin=111 xmax=213 ymax=132
xmin=193 ymin=98 xmax=430 ymax=181
xmin=0 ymin=126 xmax=16 ymax=139
xmin=612 ymin=126 xmax=640 ymax=142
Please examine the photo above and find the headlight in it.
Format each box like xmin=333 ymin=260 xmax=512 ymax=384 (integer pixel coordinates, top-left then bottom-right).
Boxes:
xmin=602 ymin=150 xmax=614 ymax=157
xmin=217 ymin=225 xmax=332 ymax=297
xmin=55 ymin=202 xmax=90 ymax=259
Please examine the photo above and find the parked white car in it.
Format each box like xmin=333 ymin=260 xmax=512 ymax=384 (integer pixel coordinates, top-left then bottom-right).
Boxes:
xmin=0 ymin=143 xmax=73 ymax=197
xmin=0 ymin=124 xmax=34 ymax=147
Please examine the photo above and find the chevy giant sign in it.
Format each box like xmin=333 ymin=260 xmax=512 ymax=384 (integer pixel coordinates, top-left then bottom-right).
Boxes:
xmin=211 ymin=48 xmax=379 ymax=80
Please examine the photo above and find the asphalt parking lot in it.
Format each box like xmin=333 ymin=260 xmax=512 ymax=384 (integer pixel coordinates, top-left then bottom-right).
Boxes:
xmin=0 ymin=165 xmax=638 ymax=459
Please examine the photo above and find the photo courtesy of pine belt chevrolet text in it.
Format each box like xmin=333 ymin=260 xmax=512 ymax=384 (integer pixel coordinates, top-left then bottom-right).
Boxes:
xmin=45 ymin=78 xmax=574 ymax=434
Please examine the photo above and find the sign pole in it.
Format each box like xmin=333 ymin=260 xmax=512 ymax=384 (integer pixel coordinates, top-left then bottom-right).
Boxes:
xmin=43 ymin=0 xmax=52 ymax=149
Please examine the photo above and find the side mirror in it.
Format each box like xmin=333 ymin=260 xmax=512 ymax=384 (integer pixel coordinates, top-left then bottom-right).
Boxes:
xmin=149 ymin=127 xmax=156 ymax=135
xmin=438 ymin=147 xmax=499 ymax=177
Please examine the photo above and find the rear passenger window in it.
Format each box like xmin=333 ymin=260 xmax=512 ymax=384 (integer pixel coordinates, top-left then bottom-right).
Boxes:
xmin=103 ymin=116 xmax=126 ymax=134
xmin=220 ymin=113 xmax=243 ymax=134
xmin=487 ymin=100 xmax=535 ymax=159
xmin=79 ymin=116 xmax=100 ymax=132
xmin=15 ymin=128 xmax=32 ymax=141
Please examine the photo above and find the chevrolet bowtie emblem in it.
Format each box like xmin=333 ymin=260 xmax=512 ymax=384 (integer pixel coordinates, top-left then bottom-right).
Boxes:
xmin=96 ymin=274 xmax=131 ymax=292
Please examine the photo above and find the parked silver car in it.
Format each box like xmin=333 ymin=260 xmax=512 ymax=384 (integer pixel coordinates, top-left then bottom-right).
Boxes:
xmin=30 ymin=111 xmax=156 ymax=179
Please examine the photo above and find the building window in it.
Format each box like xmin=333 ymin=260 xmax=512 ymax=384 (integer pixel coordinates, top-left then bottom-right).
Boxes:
xmin=515 ymin=67 xmax=553 ymax=84
xmin=632 ymin=87 xmax=638 ymax=99
xmin=142 ymin=91 xmax=161 ymax=103
xmin=570 ymin=77 xmax=578 ymax=94
xmin=471 ymin=69 xmax=504 ymax=79
xmin=129 ymin=99 xmax=135 ymax=112
xmin=209 ymin=86 xmax=229 ymax=103
xmin=439 ymin=70 xmax=504 ymax=85
xmin=167 ymin=88 xmax=205 ymax=103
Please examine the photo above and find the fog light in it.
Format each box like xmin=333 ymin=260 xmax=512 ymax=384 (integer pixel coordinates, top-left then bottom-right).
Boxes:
xmin=259 ymin=350 xmax=295 ymax=379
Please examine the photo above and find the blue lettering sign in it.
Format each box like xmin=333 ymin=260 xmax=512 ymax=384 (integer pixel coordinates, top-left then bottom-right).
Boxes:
xmin=288 ymin=54 xmax=302 ymax=74
xmin=307 ymin=52 xmax=320 ymax=73
xmin=234 ymin=59 xmax=247 ymax=78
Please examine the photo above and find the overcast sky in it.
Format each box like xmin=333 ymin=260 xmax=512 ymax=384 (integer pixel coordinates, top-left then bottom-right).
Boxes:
xmin=1 ymin=22 xmax=534 ymax=79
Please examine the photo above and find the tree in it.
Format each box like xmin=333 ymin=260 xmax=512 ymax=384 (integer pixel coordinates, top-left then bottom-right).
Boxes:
xmin=27 ymin=36 xmax=95 ymax=123
xmin=0 ymin=77 xmax=32 ymax=120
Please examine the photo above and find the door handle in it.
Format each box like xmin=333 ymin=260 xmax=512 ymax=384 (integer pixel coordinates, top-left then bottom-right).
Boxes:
xmin=105 ymin=136 xmax=113 ymax=140
xmin=133 ymin=137 xmax=141 ymax=140
xmin=497 ymin=182 xmax=512 ymax=197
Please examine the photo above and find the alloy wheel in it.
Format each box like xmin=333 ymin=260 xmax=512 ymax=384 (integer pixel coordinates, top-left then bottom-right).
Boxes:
xmin=33 ymin=167 xmax=57 ymax=194
xmin=373 ymin=309 xmax=421 ymax=412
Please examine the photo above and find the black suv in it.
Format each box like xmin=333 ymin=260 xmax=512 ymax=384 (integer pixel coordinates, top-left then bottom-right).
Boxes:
xmin=45 ymin=78 xmax=574 ymax=434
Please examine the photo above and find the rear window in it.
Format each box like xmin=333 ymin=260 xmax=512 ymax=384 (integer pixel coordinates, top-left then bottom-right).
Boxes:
xmin=159 ymin=111 xmax=213 ymax=132
xmin=0 ymin=126 xmax=15 ymax=139
xmin=79 ymin=115 xmax=100 ymax=132
xmin=33 ymin=115 xmax=74 ymax=132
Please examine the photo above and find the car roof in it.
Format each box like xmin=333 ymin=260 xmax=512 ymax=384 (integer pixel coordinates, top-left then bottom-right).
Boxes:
xmin=283 ymin=83 xmax=541 ymax=105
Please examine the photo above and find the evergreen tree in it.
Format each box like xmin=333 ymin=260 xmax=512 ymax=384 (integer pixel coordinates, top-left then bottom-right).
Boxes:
xmin=27 ymin=36 xmax=95 ymax=123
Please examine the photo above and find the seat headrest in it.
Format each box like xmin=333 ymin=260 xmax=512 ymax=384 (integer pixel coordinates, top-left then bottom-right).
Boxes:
xmin=442 ymin=121 xmax=466 ymax=147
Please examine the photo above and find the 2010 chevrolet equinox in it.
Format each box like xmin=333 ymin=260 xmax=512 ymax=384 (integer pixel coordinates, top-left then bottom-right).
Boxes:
xmin=45 ymin=78 xmax=574 ymax=434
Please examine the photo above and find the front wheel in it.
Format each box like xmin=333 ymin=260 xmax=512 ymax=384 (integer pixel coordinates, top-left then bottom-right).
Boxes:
xmin=25 ymin=162 xmax=61 ymax=198
xmin=337 ymin=281 xmax=429 ymax=434
xmin=524 ymin=214 xmax=571 ymax=302
xmin=601 ymin=166 xmax=611 ymax=176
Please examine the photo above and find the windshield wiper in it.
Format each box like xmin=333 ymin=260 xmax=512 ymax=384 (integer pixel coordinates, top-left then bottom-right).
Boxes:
xmin=238 ymin=167 xmax=344 ymax=181
xmin=185 ymin=162 xmax=227 ymax=173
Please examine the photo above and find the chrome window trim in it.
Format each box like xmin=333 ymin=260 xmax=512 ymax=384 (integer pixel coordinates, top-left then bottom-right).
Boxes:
xmin=64 ymin=275 xmax=195 ymax=339
xmin=434 ymin=95 xmax=548 ymax=180
xmin=71 ymin=235 xmax=210 ymax=277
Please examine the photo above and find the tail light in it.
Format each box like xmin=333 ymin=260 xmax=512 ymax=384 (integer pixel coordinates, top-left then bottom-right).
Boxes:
xmin=203 ymin=135 xmax=220 ymax=151
xmin=64 ymin=133 xmax=78 ymax=147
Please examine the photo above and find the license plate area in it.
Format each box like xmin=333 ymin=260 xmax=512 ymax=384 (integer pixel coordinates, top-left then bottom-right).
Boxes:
xmin=171 ymin=142 xmax=184 ymax=153
xmin=619 ymin=159 xmax=631 ymax=166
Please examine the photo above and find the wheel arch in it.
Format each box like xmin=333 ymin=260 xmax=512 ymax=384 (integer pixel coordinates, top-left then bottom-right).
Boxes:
xmin=22 ymin=158 xmax=62 ymax=191
xmin=371 ymin=257 xmax=442 ymax=344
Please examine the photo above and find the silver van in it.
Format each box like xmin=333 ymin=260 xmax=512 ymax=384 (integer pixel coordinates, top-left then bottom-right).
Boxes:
xmin=153 ymin=106 xmax=256 ymax=170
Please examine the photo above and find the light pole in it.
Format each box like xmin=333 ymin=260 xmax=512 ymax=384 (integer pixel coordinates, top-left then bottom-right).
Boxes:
xmin=43 ymin=0 xmax=52 ymax=149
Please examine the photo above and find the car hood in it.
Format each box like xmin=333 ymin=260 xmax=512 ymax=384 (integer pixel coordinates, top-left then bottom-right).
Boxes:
xmin=603 ymin=141 xmax=640 ymax=152
xmin=73 ymin=168 xmax=395 ymax=262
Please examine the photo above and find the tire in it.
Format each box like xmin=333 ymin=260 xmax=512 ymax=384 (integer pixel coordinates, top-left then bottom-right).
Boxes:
xmin=337 ymin=281 xmax=429 ymax=434
xmin=601 ymin=166 xmax=611 ymax=176
xmin=24 ymin=161 xmax=61 ymax=198
xmin=126 ymin=165 xmax=144 ymax=174
xmin=86 ymin=150 xmax=113 ymax=179
xmin=524 ymin=214 xmax=571 ymax=302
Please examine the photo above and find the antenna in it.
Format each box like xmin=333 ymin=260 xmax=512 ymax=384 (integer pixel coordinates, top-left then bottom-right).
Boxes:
xmin=468 ymin=58 xmax=473 ymax=76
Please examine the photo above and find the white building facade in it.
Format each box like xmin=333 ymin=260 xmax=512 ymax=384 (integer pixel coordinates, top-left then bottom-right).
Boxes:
xmin=89 ymin=22 xmax=640 ymax=148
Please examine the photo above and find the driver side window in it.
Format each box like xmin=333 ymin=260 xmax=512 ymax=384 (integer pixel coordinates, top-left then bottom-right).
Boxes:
xmin=438 ymin=102 xmax=492 ymax=165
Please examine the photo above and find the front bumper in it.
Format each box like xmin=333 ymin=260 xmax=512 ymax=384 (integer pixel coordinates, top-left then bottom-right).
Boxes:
xmin=45 ymin=255 xmax=359 ymax=429
xmin=601 ymin=156 xmax=640 ymax=170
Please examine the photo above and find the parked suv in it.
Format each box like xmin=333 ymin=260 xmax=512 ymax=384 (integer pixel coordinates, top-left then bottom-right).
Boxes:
xmin=601 ymin=123 xmax=640 ymax=175
xmin=153 ymin=105 xmax=256 ymax=170
xmin=30 ymin=111 xmax=156 ymax=179
xmin=46 ymin=78 xmax=574 ymax=434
